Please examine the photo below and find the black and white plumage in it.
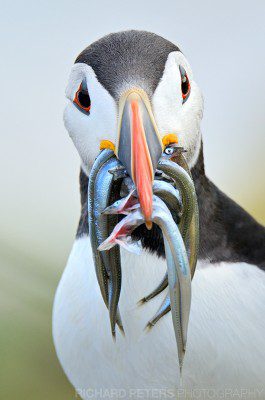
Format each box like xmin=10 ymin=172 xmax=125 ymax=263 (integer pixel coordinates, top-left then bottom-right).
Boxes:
xmin=53 ymin=31 xmax=265 ymax=398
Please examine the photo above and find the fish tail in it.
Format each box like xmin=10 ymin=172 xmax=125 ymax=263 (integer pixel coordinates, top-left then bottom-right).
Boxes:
xmin=109 ymin=306 xmax=117 ymax=340
xmin=137 ymin=297 xmax=147 ymax=306
xmin=144 ymin=298 xmax=171 ymax=331
xmin=109 ymin=297 xmax=120 ymax=341
xmin=111 ymin=327 xmax=116 ymax=341
xmin=144 ymin=321 xmax=156 ymax=332
xmin=117 ymin=321 xmax=125 ymax=336
xmin=138 ymin=272 xmax=168 ymax=304
xmin=108 ymin=248 xmax=123 ymax=339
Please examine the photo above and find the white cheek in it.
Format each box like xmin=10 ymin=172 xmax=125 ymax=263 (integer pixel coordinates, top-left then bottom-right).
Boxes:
xmin=152 ymin=51 xmax=204 ymax=167
xmin=152 ymin=55 xmax=183 ymax=133
xmin=177 ymin=83 xmax=204 ymax=166
xmin=64 ymin=64 xmax=117 ymax=170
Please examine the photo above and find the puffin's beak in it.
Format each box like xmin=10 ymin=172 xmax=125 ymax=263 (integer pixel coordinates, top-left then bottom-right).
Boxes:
xmin=115 ymin=89 xmax=163 ymax=230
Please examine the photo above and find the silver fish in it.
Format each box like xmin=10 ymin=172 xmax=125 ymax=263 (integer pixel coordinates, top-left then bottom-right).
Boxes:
xmin=108 ymin=165 xmax=128 ymax=181
xmin=173 ymin=152 xmax=199 ymax=280
xmin=152 ymin=198 xmax=191 ymax=368
xmin=93 ymin=157 xmax=124 ymax=337
xmin=102 ymin=189 xmax=138 ymax=215
xmin=139 ymin=180 xmax=182 ymax=304
xmin=153 ymin=179 xmax=182 ymax=223
xmin=88 ymin=150 xmax=114 ymax=308
xmin=139 ymin=161 xmax=197 ymax=305
xmin=158 ymin=158 xmax=198 ymax=278
xmin=138 ymin=274 xmax=168 ymax=305
xmin=145 ymin=292 xmax=170 ymax=328
xmin=88 ymin=149 xmax=124 ymax=336
xmin=143 ymin=160 xmax=197 ymax=353
xmin=99 ymin=196 xmax=191 ymax=369
xmin=98 ymin=207 xmax=144 ymax=251
xmin=104 ymin=180 xmax=181 ymax=219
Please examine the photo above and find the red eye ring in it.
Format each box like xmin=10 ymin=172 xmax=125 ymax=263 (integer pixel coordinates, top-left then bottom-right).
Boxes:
xmin=179 ymin=66 xmax=191 ymax=103
xmin=74 ymin=83 xmax=91 ymax=113
xmin=182 ymin=77 xmax=190 ymax=100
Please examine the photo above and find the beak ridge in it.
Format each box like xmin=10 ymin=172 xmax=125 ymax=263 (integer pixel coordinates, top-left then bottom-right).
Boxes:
xmin=116 ymin=90 xmax=162 ymax=228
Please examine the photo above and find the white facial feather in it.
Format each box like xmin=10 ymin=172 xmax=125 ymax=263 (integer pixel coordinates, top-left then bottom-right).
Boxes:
xmin=63 ymin=52 xmax=204 ymax=172
xmin=152 ymin=52 xmax=204 ymax=167
xmin=63 ymin=63 xmax=117 ymax=171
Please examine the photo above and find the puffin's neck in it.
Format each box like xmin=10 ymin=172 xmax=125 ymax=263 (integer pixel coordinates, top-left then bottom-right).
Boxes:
xmin=191 ymin=143 xmax=265 ymax=269
xmin=76 ymin=143 xmax=265 ymax=269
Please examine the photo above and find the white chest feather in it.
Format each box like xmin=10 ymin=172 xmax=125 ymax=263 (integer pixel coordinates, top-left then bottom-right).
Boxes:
xmin=53 ymin=236 xmax=265 ymax=399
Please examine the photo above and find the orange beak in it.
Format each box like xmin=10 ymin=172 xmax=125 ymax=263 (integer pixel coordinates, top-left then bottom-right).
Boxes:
xmin=116 ymin=90 xmax=163 ymax=229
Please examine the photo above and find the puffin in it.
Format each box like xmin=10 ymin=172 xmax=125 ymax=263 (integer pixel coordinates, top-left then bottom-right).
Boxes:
xmin=53 ymin=31 xmax=265 ymax=398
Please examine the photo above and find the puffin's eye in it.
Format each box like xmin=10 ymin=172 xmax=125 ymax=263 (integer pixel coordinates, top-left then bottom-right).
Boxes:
xmin=179 ymin=66 xmax=190 ymax=103
xmin=74 ymin=80 xmax=91 ymax=113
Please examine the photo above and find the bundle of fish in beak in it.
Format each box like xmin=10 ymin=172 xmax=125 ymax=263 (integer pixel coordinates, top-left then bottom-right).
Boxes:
xmin=88 ymin=144 xmax=199 ymax=370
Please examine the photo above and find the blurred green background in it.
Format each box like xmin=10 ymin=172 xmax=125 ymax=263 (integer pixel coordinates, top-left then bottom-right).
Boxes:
xmin=0 ymin=0 xmax=264 ymax=399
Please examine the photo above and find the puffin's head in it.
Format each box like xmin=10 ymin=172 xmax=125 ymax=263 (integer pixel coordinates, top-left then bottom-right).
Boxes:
xmin=64 ymin=30 xmax=203 ymax=226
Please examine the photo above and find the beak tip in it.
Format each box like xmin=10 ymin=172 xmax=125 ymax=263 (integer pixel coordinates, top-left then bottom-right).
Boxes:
xmin=145 ymin=221 xmax=153 ymax=230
